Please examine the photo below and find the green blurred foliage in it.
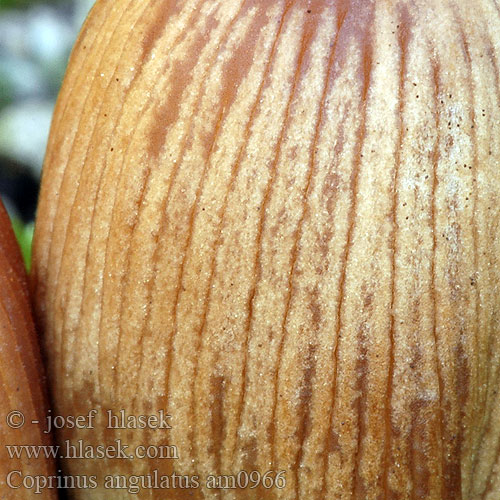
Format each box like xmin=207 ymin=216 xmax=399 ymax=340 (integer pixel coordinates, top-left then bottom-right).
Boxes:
xmin=0 ymin=74 xmax=13 ymax=109
xmin=0 ymin=0 xmax=62 ymax=9
xmin=10 ymin=216 xmax=34 ymax=272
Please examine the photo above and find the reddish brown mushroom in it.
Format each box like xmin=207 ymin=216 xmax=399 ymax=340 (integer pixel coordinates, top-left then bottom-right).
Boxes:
xmin=0 ymin=200 xmax=56 ymax=498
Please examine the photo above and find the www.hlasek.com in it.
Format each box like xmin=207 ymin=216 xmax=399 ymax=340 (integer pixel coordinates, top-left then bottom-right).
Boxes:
xmin=6 ymin=439 xmax=179 ymax=461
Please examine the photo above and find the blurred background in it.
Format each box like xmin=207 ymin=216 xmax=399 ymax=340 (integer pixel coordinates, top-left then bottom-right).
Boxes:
xmin=0 ymin=0 xmax=95 ymax=269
